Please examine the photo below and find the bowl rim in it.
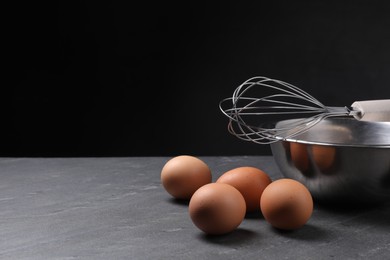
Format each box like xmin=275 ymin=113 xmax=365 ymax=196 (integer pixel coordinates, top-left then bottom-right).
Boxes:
xmin=278 ymin=138 xmax=390 ymax=148
xmin=274 ymin=118 xmax=390 ymax=148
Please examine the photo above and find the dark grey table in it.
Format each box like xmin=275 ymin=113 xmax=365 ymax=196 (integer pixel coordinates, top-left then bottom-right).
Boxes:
xmin=0 ymin=157 xmax=389 ymax=259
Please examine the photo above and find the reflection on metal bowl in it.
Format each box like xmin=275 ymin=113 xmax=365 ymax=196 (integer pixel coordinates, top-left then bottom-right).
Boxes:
xmin=270 ymin=118 xmax=390 ymax=204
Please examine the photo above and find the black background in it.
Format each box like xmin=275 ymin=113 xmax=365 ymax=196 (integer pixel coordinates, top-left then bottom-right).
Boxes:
xmin=6 ymin=1 xmax=390 ymax=157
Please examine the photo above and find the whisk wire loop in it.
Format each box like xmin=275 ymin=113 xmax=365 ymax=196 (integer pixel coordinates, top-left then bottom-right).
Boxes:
xmin=220 ymin=76 xmax=351 ymax=144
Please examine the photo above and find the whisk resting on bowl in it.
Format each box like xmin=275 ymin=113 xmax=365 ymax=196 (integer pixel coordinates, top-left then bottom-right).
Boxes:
xmin=219 ymin=76 xmax=390 ymax=144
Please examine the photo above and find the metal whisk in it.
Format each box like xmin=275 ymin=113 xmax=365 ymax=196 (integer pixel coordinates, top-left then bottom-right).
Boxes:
xmin=219 ymin=76 xmax=390 ymax=144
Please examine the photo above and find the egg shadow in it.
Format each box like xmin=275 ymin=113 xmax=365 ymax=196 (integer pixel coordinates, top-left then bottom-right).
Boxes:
xmin=167 ymin=197 xmax=190 ymax=206
xmin=197 ymin=228 xmax=259 ymax=246
xmin=244 ymin=210 xmax=264 ymax=220
xmin=271 ymin=224 xmax=330 ymax=241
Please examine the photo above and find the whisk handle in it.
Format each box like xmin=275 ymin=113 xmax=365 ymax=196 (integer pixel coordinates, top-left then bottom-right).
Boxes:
xmin=351 ymin=99 xmax=390 ymax=122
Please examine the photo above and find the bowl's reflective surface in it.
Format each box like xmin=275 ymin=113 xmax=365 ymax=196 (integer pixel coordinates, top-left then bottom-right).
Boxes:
xmin=271 ymin=118 xmax=390 ymax=203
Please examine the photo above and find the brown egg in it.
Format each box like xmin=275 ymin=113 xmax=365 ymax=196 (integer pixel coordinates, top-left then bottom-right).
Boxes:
xmin=260 ymin=178 xmax=313 ymax=230
xmin=216 ymin=166 xmax=272 ymax=212
xmin=189 ymin=183 xmax=246 ymax=235
xmin=311 ymin=145 xmax=336 ymax=171
xmin=161 ymin=155 xmax=211 ymax=200
xmin=290 ymin=142 xmax=310 ymax=172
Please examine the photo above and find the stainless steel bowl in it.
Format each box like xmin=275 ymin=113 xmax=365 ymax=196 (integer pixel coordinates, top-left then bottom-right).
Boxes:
xmin=270 ymin=118 xmax=390 ymax=204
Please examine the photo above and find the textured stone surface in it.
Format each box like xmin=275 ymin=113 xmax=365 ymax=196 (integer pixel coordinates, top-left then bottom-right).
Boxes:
xmin=0 ymin=157 xmax=389 ymax=259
